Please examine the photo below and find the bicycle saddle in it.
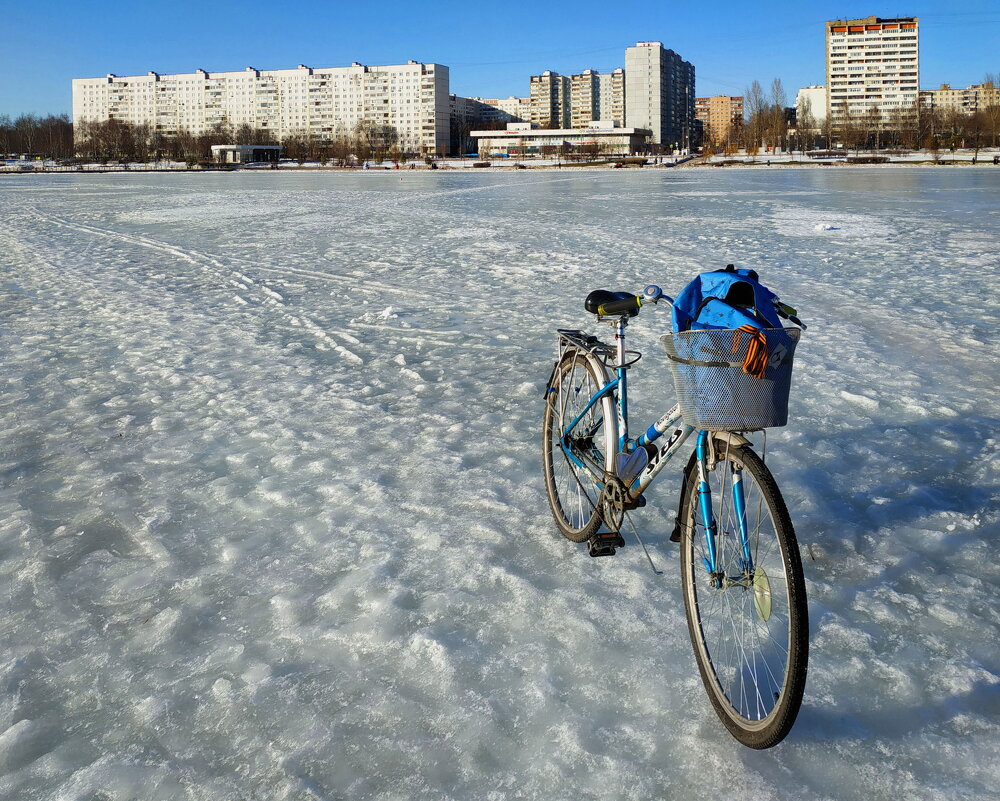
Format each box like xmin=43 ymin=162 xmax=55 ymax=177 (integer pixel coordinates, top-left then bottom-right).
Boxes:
xmin=585 ymin=290 xmax=637 ymax=316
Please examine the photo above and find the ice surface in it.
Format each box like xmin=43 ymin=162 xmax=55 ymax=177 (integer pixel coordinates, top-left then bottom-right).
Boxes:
xmin=1 ymin=169 xmax=998 ymax=800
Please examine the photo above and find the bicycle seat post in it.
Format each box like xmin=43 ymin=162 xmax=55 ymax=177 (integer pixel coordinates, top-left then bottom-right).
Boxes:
xmin=613 ymin=316 xmax=628 ymax=369
xmin=613 ymin=316 xmax=629 ymax=450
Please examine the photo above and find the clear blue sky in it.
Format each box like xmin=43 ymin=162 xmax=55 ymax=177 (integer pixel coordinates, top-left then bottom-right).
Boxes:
xmin=1 ymin=1 xmax=996 ymax=117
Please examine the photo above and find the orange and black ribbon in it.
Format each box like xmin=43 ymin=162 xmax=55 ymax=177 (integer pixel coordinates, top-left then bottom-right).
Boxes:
xmin=732 ymin=325 xmax=768 ymax=379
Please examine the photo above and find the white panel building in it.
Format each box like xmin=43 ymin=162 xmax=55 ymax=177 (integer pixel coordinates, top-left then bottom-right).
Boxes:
xmin=72 ymin=61 xmax=451 ymax=155
xmin=795 ymin=85 xmax=827 ymax=129
xmin=624 ymin=42 xmax=695 ymax=150
xmin=825 ymin=17 xmax=919 ymax=124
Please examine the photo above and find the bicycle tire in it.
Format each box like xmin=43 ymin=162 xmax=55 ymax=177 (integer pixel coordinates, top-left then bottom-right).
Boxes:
xmin=679 ymin=444 xmax=808 ymax=749
xmin=542 ymin=350 xmax=617 ymax=542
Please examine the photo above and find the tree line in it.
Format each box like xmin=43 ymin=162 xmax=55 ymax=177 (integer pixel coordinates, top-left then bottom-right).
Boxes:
xmin=74 ymin=118 xmax=425 ymax=165
xmin=3 ymin=115 xmax=426 ymax=164
xmin=701 ymin=75 xmax=1000 ymax=158
xmin=0 ymin=114 xmax=74 ymax=158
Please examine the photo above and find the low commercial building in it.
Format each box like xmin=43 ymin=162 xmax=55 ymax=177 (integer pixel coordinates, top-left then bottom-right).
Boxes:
xmin=211 ymin=144 xmax=282 ymax=163
xmin=472 ymin=121 xmax=651 ymax=158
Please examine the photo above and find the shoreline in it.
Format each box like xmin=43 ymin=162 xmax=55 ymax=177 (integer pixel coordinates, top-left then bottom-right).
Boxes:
xmin=3 ymin=159 xmax=999 ymax=176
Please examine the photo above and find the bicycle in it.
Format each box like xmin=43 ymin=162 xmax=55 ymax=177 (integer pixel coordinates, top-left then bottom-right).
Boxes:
xmin=541 ymin=282 xmax=808 ymax=749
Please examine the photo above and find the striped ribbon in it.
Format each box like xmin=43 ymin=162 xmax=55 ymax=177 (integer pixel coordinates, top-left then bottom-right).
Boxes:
xmin=732 ymin=325 xmax=769 ymax=379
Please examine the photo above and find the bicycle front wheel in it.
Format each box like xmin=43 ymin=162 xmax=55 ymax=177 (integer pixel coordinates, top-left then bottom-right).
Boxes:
xmin=679 ymin=445 xmax=808 ymax=749
xmin=542 ymin=350 xmax=616 ymax=542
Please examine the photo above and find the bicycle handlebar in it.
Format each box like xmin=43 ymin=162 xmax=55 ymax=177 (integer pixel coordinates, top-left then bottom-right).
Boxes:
xmin=773 ymin=301 xmax=808 ymax=330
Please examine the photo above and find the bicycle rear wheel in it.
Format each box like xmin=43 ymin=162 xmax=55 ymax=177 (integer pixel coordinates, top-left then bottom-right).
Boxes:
xmin=542 ymin=351 xmax=616 ymax=542
xmin=679 ymin=445 xmax=808 ymax=749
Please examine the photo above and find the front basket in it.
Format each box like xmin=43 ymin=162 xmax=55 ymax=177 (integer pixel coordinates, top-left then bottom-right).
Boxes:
xmin=661 ymin=327 xmax=801 ymax=431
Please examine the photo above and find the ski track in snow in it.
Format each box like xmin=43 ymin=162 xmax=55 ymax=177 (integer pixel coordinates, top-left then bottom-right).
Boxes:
xmin=0 ymin=169 xmax=998 ymax=801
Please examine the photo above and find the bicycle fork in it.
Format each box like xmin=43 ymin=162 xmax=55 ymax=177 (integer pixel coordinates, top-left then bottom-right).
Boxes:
xmin=695 ymin=431 xmax=753 ymax=588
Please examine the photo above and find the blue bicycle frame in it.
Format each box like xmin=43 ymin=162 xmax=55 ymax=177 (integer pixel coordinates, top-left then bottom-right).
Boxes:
xmin=556 ymin=321 xmax=754 ymax=579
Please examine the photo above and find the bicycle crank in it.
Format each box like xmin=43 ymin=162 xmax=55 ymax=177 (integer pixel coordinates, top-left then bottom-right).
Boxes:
xmin=587 ymin=477 xmax=628 ymax=557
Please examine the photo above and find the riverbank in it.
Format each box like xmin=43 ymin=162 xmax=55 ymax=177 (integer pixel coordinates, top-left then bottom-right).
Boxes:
xmin=4 ymin=149 xmax=999 ymax=175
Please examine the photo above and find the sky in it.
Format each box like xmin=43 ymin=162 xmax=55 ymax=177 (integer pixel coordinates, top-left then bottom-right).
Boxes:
xmin=1 ymin=1 xmax=997 ymax=117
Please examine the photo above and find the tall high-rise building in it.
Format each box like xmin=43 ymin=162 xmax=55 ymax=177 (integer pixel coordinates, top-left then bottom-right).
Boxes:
xmin=598 ymin=69 xmax=626 ymax=126
xmin=530 ymin=69 xmax=625 ymax=129
xmin=624 ymin=42 xmax=695 ymax=150
xmin=570 ymin=70 xmax=601 ymax=128
xmin=72 ymin=60 xmax=451 ymax=155
xmin=825 ymin=16 xmax=919 ymax=126
xmin=694 ymin=95 xmax=743 ymax=146
xmin=568 ymin=69 xmax=626 ymax=127
xmin=529 ymin=71 xmax=571 ymax=128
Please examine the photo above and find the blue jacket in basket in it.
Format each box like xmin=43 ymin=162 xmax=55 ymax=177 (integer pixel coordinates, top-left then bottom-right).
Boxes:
xmin=671 ymin=265 xmax=784 ymax=333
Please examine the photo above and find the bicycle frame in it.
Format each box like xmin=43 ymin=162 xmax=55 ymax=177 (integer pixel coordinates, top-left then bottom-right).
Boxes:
xmin=554 ymin=321 xmax=753 ymax=578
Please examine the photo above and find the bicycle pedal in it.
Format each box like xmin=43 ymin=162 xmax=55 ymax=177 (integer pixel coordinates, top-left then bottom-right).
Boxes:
xmin=624 ymin=493 xmax=647 ymax=510
xmin=588 ymin=531 xmax=625 ymax=557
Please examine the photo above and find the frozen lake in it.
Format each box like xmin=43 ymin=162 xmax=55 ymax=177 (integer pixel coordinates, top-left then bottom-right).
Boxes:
xmin=1 ymin=168 xmax=998 ymax=800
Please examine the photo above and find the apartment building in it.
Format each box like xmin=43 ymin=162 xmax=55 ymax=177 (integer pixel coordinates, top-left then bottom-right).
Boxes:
xmin=694 ymin=95 xmax=743 ymax=145
xmin=825 ymin=16 xmax=919 ymax=125
xmin=450 ymin=95 xmax=505 ymax=126
xmin=624 ymin=42 xmax=695 ymax=150
xmin=72 ymin=60 xmax=451 ymax=155
xmin=529 ymin=71 xmax=571 ymax=128
xmin=480 ymin=96 xmax=530 ymax=122
xmin=529 ymin=68 xmax=625 ymax=130
xmin=919 ymin=83 xmax=1000 ymax=115
xmin=569 ymin=69 xmax=626 ymax=127
xmin=794 ymin=85 xmax=827 ymax=129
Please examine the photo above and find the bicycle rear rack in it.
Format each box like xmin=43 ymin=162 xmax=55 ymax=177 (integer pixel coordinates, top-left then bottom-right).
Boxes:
xmin=556 ymin=328 xmax=641 ymax=368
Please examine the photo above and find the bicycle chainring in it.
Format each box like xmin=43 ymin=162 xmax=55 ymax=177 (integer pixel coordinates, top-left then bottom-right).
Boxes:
xmin=599 ymin=476 xmax=627 ymax=533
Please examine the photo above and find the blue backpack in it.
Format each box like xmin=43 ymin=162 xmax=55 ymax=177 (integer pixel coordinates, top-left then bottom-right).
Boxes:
xmin=672 ymin=265 xmax=784 ymax=333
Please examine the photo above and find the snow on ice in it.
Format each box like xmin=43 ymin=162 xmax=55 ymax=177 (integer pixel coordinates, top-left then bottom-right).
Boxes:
xmin=1 ymin=168 xmax=998 ymax=800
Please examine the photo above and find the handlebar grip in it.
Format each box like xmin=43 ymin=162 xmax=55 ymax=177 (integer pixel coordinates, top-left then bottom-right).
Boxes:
xmin=597 ymin=296 xmax=641 ymax=316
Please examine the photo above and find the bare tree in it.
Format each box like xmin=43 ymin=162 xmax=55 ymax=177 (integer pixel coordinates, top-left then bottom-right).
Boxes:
xmin=981 ymin=73 xmax=1000 ymax=147
xmin=767 ymin=79 xmax=788 ymax=152
xmin=796 ymin=97 xmax=816 ymax=154
xmin=743 ymin=80 xmax=767 ymax=158
xmin=864 ymin=105 xmax=883 ymax=152
xmin=0 ymin=115 xmax=11 ymax=155
xmin=837 ymin=106 xmax=866 ymax=155
xmin=960 ymin=111 xmax=988 ymax=162
xmin=14 ymin=114 xmax=40 ymax=155
xmin=354 ymin=120 xmax=399 ymax=163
